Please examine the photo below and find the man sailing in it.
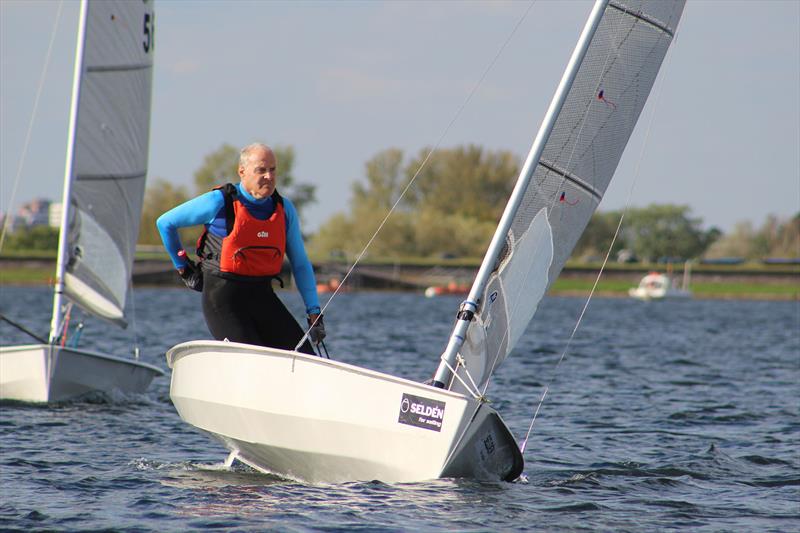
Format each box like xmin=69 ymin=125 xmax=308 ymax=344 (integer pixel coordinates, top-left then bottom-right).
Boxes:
xmin=157 ymin=142 xmax=325 ymax=354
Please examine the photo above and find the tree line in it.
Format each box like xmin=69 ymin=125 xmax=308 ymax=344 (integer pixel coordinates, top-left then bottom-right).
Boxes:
xmin=309 ymin=146 xmax=517 ymax=260
xmin=307 ymin=146 xmax=798 ymax=263
xmin=4 ymin=143 xmax=798 ymax=262
xmin=137 ymin=143 xmax=316 ymax=247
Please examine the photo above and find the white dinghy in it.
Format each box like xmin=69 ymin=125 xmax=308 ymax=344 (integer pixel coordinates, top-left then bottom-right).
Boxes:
xmin=629 ymin=262 xmax=693 ymax=300
xmin=168 ymin=342 xmax=523 ymax=483
xmin=167 ymin=0 xmax=684 ymax=483
xmin=1 ymin=0 xmax=163 ymax=403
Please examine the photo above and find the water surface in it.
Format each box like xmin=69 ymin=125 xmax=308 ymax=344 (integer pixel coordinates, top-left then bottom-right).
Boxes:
xmin=1 ymin=287 xmax=798 ymax=531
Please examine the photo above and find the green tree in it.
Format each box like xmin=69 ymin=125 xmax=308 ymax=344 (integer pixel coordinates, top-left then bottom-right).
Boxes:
xmin=309 ymin=149 xmax=416 ymax=259
xmin=705 ymin=213 xmax=799 ymax=259
xmin=413 ymin=208 xmax=496 ymax=257
xmin=138 ymin=178 xmax=192 ymax=245
xmin=406 ymin=145 xmax=518 ymax=222
xmin=193 ymin=143 xmax=316 ymax=220
xmin=3 ymin=225 xmax=60 ymax=251
xmin=774 ymin=213 xmax=800 ymax=257
xmin=310 ymin=145 xmax=519 ymax=259
xmin=622 ymin=204 xmax=712 ymax=262
xmin=352 ymin=148 xmax=407 ymax=211
xmin=193 ymin=143 xmax=239 ymax=192
xmin=756 ymin=213 xmax=800 ymax=258
xmin=572 ymin=205 xmax=722 ymax=262
xmin=275 ymin=145 xmax=316 ymax=216
xmin=573 ymin=210 xmax=625 ymax=260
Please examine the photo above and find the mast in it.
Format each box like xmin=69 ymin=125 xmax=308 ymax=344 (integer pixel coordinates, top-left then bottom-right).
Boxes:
xmin=49 ymin=0 xmax=88 ymax=343
xmin=432 ymin=0 xmax=610 ymax=389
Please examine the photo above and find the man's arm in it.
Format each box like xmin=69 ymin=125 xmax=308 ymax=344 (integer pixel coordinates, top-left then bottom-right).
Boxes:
xmin=156 ymin=190 xmax=225 ymax=268
xmin=283 ymin=198 xmax=321 ymax=315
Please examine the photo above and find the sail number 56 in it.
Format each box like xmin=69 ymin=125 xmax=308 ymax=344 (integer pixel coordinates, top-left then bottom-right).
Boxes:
xmin=143 ymin=12 xmax=155 ymax=53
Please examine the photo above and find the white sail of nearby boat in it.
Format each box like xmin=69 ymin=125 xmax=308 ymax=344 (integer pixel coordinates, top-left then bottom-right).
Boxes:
xmin=166 ymin=0 xmax=684 ymax=483
xmin=0 ymin=0 xmax=163 ymax=403
xmin=437 ymin=0 xmax=687 ymax=395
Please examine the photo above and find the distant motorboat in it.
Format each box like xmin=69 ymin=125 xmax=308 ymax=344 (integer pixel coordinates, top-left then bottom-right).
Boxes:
xmin=316 ymin=277 xmax=343 ymax=294
xmin=424 ymin=281 xmax=470 ymax=298
xmin=629 ymin=264 xmax=692 ymax=300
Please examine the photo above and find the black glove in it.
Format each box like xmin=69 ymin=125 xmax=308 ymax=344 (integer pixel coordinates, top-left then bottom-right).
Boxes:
xmin=307 ymin=314 xmax=326 ymax=344
xmin=178 ymin=258 xmax=203 ymax=292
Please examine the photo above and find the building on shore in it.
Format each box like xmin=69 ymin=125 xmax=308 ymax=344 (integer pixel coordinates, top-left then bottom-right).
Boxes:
xmin=1 ymin=199 xmax=61 ymax=232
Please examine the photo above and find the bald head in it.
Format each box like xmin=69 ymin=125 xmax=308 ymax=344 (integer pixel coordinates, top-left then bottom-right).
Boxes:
xmin=238 ymin=143 xmax=277 ymax=199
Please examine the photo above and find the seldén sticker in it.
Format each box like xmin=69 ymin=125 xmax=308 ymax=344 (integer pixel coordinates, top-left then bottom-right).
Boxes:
xmin=398 ymin=393 xmax=445 ymax=432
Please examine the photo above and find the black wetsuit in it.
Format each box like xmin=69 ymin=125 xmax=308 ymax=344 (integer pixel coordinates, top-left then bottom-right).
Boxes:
xmin=158 ymin=183 xmax=320 ymax=354
xmin=202 ymin=274 xmax=315 ymax=354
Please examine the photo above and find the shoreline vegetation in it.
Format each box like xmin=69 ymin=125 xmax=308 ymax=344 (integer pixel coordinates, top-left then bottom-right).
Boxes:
xmin=1 ymin=254 xmax=796 ymax=301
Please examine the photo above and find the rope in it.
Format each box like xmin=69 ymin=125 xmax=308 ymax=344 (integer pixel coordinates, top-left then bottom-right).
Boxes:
xmin=0 ymin=1 xmax=64 ymax=251
xmin=57 ymin=301 xmax=73 ymax=346
xmin=297 ymin=1 xmax=539 ymax=347
xmin=519 ymin=16 xmax=682 ymax=454
xmin=0 ymin=314 xmax=48 ymax=344
xmin=456 ymin=354 xmax=483 ymax=397
xmin=317 ymin=339 xmax=330 ymax=359
xmin=440 ymin=353 xmax=482 ymax=399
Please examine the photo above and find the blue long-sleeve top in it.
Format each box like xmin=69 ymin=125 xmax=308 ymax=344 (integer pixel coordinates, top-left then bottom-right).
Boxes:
xmin=156 ymin=184 xmax=321 ymax=315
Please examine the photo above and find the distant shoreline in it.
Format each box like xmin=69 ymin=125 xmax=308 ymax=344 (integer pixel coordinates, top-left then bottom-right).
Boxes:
xmin=1 ymin=258 xmax=796 ymax=301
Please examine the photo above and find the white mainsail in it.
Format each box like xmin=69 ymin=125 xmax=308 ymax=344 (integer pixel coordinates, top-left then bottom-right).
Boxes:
xmin=440 ymin=0 xmax=686 ymax=395
xmin=56 ymin=0 xmax=155 ymax=328
xmin=0 ymin=0 xmax=162 ymax=404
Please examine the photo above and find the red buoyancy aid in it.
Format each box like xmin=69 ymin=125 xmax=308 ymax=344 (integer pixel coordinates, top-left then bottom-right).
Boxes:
xmin=197 ymin=184 xmax=286 ymax=279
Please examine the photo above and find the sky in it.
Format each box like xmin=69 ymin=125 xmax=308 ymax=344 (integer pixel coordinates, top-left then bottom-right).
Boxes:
xmin=1 ymin=0 xmax=798 ymax=235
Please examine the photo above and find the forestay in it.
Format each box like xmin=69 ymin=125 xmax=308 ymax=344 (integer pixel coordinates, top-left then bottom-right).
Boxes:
xmin=61 ymin=0 xmax=155 ymax=326
xmin=450 ymin=0 xmax=685 ymax=395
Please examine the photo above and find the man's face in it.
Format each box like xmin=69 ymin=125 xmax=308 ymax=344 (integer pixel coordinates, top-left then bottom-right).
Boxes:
xmin=239 ymin=148 xmax=277 ymax=199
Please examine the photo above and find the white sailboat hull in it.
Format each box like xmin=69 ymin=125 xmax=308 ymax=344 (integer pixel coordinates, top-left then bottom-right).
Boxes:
xmin=167 ymin=341 xmax=523 ymax=484
xmin=628 ymin=286 xmax=692 ymax=300
xmin=629 ymin=272 xmax=692 ymax=300
xmin=0 ymin=344 xmax=164 ymax=403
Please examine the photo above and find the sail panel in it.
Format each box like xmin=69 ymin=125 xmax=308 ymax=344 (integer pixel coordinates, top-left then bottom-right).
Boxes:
xmin=453 ymin=0 xmax=685 ymax=395
xmin=63 ymin=0 xmax=155 ymax=325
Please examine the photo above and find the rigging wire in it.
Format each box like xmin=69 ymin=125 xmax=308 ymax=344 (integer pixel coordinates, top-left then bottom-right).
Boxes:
xmin=295 ymin=0 xmax=539 ymax=351
xmin=0 ymin=314 xmax=48 ymax=344
xmin=128 ymin=276 xmax=141 ymax=359
xmin=519 ymin=18 xmax=683 ymax=454
xmin=0 ymin=1 xmax=65 ymax=252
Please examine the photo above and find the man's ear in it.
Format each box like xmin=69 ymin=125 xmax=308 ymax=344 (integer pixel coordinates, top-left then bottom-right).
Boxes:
xmin=237 ymin=165 xmax=245 ymax=178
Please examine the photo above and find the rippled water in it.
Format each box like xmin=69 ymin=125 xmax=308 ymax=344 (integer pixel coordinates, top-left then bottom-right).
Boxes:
xmin=1 ymin=286 xmax=798 ymax=531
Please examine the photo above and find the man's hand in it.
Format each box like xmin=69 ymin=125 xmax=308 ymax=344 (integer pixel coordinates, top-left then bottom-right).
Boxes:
xmin=307 ymin=313 xmax=326 ymax=344
xmin=178 ymin=257 xmax=203 ymax=292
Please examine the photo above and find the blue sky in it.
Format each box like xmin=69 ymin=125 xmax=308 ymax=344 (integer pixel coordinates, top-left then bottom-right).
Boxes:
xmin=1 ymin=0 xmax=798 ymax=234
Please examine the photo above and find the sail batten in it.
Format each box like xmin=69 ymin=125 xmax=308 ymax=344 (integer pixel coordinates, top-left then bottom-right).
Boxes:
xmin=538 ymin=160 xmax=603 ymax=200
xmin=76 ymin=172 xmax=147 ymax=181
xmin=87 ymin=64 xmax=152 ymax=73
xmin=440 ymin=0 xmax=685 ymax=395
xmin=608 ymin=1 xmax=676 ymax=36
